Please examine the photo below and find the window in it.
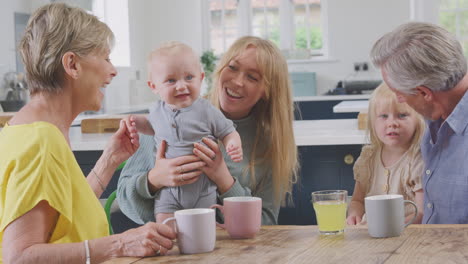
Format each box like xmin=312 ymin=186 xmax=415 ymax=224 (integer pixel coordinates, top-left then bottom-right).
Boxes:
xmin=251 ymin=0 xmax=280 ymax=46
xmin=208 ymin=0 xmax=240 ymax=55
xmin=439 ymin=0 xmax=468 ymax=57
xmin=204 ymin=0 xmax=326 ymax=60
xmin=293 ymin=0 xmax=323 ymax=51
xmin=92 ymin=0 xmax=130 ymax=67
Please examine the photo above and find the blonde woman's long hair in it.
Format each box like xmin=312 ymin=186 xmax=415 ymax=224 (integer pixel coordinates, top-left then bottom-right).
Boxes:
xmin=210 ymin=36 xmax=299 ymax=206
xmin=367 ymin=82 xmax=425 ymax=157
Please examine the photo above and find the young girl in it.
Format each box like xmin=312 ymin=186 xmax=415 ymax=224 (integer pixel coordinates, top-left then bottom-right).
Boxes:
xmin=347 ymin=82 xmax=425 ymax=225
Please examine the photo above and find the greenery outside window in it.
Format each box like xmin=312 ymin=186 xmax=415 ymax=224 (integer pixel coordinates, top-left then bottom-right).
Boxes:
xmin=203 ymin=0 xmax=327 ymax=60
xmin=439 ymin=0 xmax=468 ymax=57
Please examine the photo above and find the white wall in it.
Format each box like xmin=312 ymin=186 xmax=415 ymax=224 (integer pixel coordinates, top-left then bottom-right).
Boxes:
xmin=128 ymin=0 xmax=204 ymax=73
xmin=125 ymin=0 xmax=155 ymax=106
xmin=125 ymin=0 xmax=203 ymax=105
xmin=411 ymin=0 xmax=440 ymax=23
xmin=0 ymin=0 xmax=32 ymax=79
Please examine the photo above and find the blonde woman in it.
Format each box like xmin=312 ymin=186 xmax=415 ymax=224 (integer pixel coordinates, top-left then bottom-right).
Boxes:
xmin=0 ymin=3 xmax=176 ymax=264
xmin=347 ymin=83 xmax=425 ymax=225
xmin=117 ymin=36 xmax=299 ymax=225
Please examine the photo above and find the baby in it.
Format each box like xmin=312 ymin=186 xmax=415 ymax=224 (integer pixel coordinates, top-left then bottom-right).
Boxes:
xmin=126 ymin=42 xmax=242 ymax=223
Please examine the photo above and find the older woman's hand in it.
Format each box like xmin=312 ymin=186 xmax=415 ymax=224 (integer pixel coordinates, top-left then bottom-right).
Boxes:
xmin=193 ymin=137 xmax=235 ymax=194
xmin=117 ymin=222 xmax=176 ymax=256
xmin=147 ymin=140 xmax=206 ymax=193
xmin=103 ymin=119 xmax=140 ymax=168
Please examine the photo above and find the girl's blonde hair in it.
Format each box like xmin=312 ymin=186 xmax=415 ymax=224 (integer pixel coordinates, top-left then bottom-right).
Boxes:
xmin=367 ymin=82 xmax=425 ymax=156
xmin=20 ymin=3 xmax=114 ymax=94
xmin=210 ymin=36 xmax=299 ymax=206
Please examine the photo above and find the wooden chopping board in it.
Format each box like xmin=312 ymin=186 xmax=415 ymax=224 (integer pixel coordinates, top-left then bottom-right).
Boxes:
xmin=81 ymin=115 xmax=128 ymax=133
xmin=0 ymin=113 xmax=15 ymax=127
xmin=357 ymin=111 xmax=367 ymax=130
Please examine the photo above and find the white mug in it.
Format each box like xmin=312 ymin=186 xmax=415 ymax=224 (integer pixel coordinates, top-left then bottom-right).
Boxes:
xmin=162 ymin=208 xmax=216 ymax=254
xmin=365 ymin=194 xmax=418 ymax=238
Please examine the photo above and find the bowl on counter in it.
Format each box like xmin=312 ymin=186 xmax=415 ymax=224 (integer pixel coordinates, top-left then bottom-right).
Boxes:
xmin=0 ymin=100 xmax=25 ymax=112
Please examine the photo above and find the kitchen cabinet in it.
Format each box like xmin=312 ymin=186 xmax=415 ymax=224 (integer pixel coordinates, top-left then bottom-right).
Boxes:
xmin=75 ymin=144 xmax=363 ymax=228
xmin=74 ymin=151 xmax=141 ymax=233
xmin=74 ymin=151 xmax=117 ymax=198
xmin=295 ymin=100 xmax=358 ymax=120
xmin=293 ymin=94 xmax=370 ymax=120
xmin=278 ymin=145 xmax=362 ymax=225
xmin=74 ymin=142 xmax=362 ymax=229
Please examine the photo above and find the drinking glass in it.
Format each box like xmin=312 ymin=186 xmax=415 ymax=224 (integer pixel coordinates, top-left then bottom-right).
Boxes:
xmin=311 ymin=190 xmax=348 ymax=235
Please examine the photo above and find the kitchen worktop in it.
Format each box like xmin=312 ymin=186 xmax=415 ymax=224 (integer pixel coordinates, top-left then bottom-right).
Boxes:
xmin=72 ymin=103 xmax=152 ymax=126
xmin=294 ymin=94 xmax=371 ymax=101
xmin=1 ymin=102 xmax=368 ymax=151
xmin=333 ymin=100 xmax=369 ymax=113
xmin=70 ymin=119 xmax=367 ymax=151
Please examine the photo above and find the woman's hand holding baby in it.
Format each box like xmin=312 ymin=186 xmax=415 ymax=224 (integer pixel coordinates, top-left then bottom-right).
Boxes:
xmin=147 ymin=140 xmax=205 ymax=193
xmin=193 ymin=137 xmax=235 ymax=194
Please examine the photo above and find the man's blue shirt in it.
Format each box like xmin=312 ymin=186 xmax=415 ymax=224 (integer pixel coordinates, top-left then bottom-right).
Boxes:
xmin=422 ymin=90 xmax=468 ymax=224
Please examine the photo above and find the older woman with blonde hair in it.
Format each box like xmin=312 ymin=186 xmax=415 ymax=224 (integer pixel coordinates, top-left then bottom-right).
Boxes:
xmin=0 ymin=3 xmax=175 ymax=264
xmin=117 ymin=36 xmax=299 ymax=225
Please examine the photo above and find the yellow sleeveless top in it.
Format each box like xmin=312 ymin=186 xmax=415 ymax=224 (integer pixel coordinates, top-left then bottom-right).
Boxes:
xmin=0 ymin=122 xmax=109 ymax=262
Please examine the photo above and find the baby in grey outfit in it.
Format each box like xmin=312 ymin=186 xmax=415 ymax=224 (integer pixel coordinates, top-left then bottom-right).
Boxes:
xmin=124 ymin=42 xmax=242 ymax=224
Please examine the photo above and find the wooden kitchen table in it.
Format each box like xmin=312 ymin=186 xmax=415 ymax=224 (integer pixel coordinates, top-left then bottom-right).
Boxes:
xmin=103 ymin=225 xmax=468 ymax=264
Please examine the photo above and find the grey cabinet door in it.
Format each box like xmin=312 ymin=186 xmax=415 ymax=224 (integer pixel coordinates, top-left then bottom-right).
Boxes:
xmin=295 ymin=100 xmax=359 ymax=120
xmin=74 ymin=151 xmax=119 ymax=198
xmin=278 ymin=145 xmax=362 ymax=225
xmin=74 ymin=150 xmax=141 ymax=233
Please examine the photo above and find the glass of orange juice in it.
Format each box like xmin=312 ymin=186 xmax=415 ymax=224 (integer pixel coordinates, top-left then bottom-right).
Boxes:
xmin=311 ymin=190 xmax=348 ymax=235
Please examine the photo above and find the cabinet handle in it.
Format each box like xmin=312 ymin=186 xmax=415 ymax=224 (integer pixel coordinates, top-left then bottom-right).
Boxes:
xmin=344 ymin=154 xmax=354 ymax=165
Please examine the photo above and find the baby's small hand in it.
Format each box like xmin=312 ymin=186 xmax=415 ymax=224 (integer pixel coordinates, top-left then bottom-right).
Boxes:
xmin=123 ymin=115 xmax=137 ymax=133
xmin=122 ymin=115 xmax=138 ymax=144
xmin=227 ymin=144 xmax=243 ymax=163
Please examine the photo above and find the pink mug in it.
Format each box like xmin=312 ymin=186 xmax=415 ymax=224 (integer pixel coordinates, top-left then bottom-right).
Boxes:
xmin=210 ymin=196 xmax=262 ymax=239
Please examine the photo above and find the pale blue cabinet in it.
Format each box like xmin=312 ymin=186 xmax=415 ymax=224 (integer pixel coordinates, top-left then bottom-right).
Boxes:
xmin=290 ymin=72 xmax=317 ymax=97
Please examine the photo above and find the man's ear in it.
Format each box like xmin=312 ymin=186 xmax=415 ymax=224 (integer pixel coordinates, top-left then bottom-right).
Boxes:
xmin=416 ymin=86 xmax=433 ymax=102
xmin=147 ymin=81 xmax=157 ymax=92
xmin=62 ymin=51 xmax=79 ymax=79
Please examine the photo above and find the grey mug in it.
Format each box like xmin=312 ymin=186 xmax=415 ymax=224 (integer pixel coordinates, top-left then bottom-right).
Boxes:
xmin=365 ymin=194 xmax=417 ymax=238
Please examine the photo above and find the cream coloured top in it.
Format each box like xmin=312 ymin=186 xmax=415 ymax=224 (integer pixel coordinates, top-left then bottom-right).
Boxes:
xmin=354 ymin=145 xmax=423 ymax=216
